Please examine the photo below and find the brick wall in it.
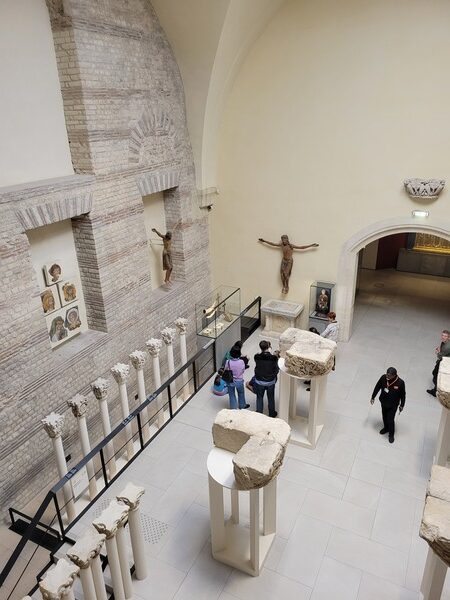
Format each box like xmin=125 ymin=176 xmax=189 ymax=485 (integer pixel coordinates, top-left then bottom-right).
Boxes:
xmin=0 ymin=0 xmax=212 ymax=515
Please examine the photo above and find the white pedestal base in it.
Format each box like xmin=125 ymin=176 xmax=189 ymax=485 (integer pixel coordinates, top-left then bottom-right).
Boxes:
xmin=207 ymin=447 xmax=276 ymax=577
xmin=434 ymin=407 xmax=450 ymax=466
xmin=421 ymin=547 xmax=448 ymax=600
xmin=261 ymin=299 xmax=304 ymax=340
xmin=278 ymin=358 xmax=327 ymax=449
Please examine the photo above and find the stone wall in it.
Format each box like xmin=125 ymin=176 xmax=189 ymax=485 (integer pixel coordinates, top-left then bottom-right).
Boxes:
xmin=0 ymin=0 xmax=211 ymax=515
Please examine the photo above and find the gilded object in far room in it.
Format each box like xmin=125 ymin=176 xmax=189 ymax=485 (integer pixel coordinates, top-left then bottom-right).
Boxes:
xmin=413 ymin=234 xmax=450 ymax=255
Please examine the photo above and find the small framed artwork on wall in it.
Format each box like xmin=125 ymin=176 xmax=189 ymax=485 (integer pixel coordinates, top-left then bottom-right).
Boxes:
xmin=64 ymin=305 xmax=82 ymax=333
xmin=43 ymin=261 xmax=64 ymax=286
xmin=46 ymin=308 xmax=70 ymax=348
xmin=40 ymin=287 xmax=61 ymax=314
xmin=58 ymin=279 xmax=79 ymax=306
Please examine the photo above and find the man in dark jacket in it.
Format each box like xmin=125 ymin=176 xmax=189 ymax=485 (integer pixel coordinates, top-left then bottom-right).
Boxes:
xmin=427 ymin=330 xmax=450 ymax=397
xmin=370 ymin=367 xmax=406 ymax=444
xmin=254 ymin=340 xmax=280 ymax=418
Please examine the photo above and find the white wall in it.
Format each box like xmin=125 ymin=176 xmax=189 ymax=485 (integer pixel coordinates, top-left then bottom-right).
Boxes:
xmin=212 ymin=0 xmax=450 ymax=319
xmin=0 ymin=0 xmax=73 ymax=187
xmin=27 ymin=220 xmax=88 ymax=335
xmin=142 ymin=192 xmax=166 ymax=289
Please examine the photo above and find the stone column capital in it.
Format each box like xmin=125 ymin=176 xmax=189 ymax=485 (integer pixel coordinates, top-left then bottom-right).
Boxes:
xmin=67 ymin=528 xmax=106 ymax=569
xmin=161 ymin=327 xmax=176 ymax=345
xmin=146 ymin=338 xmax=163 ymax=356
xmin=174 ymin=317 xmax=188 ymax=334
xmin=42 ymin=412 xmax=65 ymax=439
xmin=92 ymin=499 xmax=130 ymax=539
xmin=39 ymin=558 xmax=79 ymax=600
xmin=67 ymin=394 xmax=88 ymax=418
xmin=110 ymin=363 xmax=130 ymax=384
xmin=91 ymin=377 xmax=109 ymax=401
xmin=117 ymin=482 xmax=145 ymax=510
xmin=129 ymin=350 xmax=147 ymax=370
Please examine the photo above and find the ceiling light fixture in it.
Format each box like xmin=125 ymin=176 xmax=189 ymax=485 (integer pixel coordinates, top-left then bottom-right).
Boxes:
xmin=412 ymin=210 xmax=429 ymax=218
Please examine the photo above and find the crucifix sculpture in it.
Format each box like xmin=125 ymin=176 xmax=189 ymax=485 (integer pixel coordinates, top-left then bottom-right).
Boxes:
xmin=258 ymin=235 xmax=319 ymax=294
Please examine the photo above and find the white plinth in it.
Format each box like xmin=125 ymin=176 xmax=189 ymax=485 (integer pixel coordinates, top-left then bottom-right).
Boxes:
xmin=261 ymin=299 xmax=304 ymax=339
xmin=207 ymin=447 xmax=276 ymax=577
xmin=278 ymin=358 xmax=327 ymax=449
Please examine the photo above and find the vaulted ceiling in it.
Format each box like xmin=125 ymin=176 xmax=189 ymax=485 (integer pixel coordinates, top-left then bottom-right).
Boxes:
xmin=151 ymin=0 xmax=287 ymax=190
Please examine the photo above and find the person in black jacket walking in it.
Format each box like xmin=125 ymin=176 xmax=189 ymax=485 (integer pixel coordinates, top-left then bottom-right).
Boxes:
xmin=254 ymin=340 xmax=280 ymax=418
xmin=370 ymin=367 xmax=406 ymax=444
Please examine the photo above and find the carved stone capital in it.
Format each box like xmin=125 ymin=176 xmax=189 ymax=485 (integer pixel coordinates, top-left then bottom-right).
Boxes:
xmin=67 ymin=394 xmax=88 ymax=418
xmin=116 ymin=482 xmax=145 ymax=510
xmin=92 ymin=499 xmax=129 ymax=539
xmin=146 ymin=338 xmax=163 ymax=356
xmin=174 ymin=317 xmax=188 ymax=334
xmin=161 ymin=327 xmax=176 ymax=345
xmin=404 ymin=178 xmax=445 ymax=199
xmin=420 ymin=465 xmax=450 ymax=566
xmin=91 ymin=377 xmax=109 ymax=401
xmin=39 ymin=558 xmax=79 ymax=600
xmin=129 ymin=350 xmax=147 ymax=370
xmin=110 ymin=363 xmax=130 ymax=384
xmin=66 ymin=528 xmax=106 ymax=569
xmin=42 ymin=412 xmax=65 ymax=439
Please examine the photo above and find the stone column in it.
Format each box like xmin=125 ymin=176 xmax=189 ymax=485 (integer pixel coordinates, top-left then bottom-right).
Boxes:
xmin=111 ymin=363 xmax=134 ymax=461
xmin=175 ymin=317 xmax=190 ymax=401
xmin=117 ymin=482 xmax=148 ymax=580
xmin=161 ymin=327 xmax=178 ymax=410
xmin=146 ymin=338 xmax=164 ymax=428
xmin=93 ymin=500 xmax=132 ymax=600
xmin=91 ymin=377 xmax=117 ymax=477
xmin=66 ymin=528 xmax=107 ymax=600
xmin=130 ymin=350 xmax=150 ymax=443
xmin=41 ymin=413 xmax=76 ymax=522
xmin=38 ymin=558 xmax=79 ymax=600
xmin=67 ymin=394 xmax=97 ymax=500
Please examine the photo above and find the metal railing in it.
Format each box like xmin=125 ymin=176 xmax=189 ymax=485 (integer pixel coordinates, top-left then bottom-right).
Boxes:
xmin=0 ymin=296 xmax=261 ymax=597
xmin=0 ymin=339 xmax=216 ymax=597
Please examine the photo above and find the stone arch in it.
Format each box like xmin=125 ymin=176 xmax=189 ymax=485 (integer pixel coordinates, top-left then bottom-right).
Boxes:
xmin=336 ymin=217 xmax=450 ymax=341
xmin=129 ymin=108 xmax=177 ymax=166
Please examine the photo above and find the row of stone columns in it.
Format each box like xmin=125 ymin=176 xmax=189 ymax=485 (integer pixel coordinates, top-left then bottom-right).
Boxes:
xmin=41 ymin=319 xmax=190 ymax=521
xmin=35 ymin=483 xmax=147 ymax=600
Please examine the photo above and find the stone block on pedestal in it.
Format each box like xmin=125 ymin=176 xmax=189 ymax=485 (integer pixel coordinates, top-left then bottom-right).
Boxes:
xmin=213 ymin=409 xmax=291 ymax=453
xmin=261 ymin=300 xmax=304 ymax=339
xmin=232 ymin=436 xmax=285 ymax=490
xmin=212 ymin=409 xmax=290 ymax=491
xmin=420 ymin=465 xmax=450 ymax=567
xmin=437 ymin=357 xmax=450 ymax=410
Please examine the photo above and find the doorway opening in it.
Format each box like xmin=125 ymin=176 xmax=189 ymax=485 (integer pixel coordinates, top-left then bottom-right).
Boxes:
xmin=335 ymin=218 xmax=450 ymax=341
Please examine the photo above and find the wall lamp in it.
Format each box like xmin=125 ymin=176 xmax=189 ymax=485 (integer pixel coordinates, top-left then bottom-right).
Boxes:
xmin=412 ymin=210 xmax=429 ymax=218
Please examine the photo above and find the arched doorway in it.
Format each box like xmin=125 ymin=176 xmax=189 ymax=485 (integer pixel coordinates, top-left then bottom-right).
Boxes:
xmin=336 ymin=217 xmax=450 ymax=341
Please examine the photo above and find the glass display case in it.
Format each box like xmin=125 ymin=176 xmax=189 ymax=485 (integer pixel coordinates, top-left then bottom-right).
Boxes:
xmin=308 ymin=281 xmax=335 ymax=333
xmin=196 ymin=285 xmax=241 ymax=339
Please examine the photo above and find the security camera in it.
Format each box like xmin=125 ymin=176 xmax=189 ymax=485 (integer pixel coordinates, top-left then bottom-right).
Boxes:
xmin=200 ymin=204 xmax=213 ymax=211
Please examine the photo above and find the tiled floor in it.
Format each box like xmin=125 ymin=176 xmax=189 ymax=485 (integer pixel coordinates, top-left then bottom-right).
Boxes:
xmin=4 ymin=268 xmax=450 ymax=599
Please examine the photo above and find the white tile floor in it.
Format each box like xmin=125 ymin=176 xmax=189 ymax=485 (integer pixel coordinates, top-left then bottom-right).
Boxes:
xmin=4 ymin=268 xmax=450 ymax=599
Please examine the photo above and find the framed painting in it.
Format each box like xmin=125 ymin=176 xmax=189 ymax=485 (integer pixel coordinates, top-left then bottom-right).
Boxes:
xmin=315 ymin=286 xmax=332 ymax=316
xmin=40 ymin=287 xmax=61 ymax=315
xmin=64 ymin=305 xmax=82 ymax=333
xmin=46 ymin=308 xmax=70 ymax=348
xmin=43 ymin=261 xmax=64 ymax=286
xmin=58 ymin=279 xmax=79 ymax=306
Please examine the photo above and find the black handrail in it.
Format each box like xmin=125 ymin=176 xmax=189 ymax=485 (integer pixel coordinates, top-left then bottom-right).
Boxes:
xmin=0 ymin=338 xmax=215 ymax=589
xmin=1 ymin=296 xmax=261 ymax=592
